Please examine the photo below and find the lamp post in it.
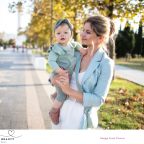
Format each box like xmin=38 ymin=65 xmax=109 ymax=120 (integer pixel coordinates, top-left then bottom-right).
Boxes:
xmin=16 ymin=1 xmax=23 ymax=35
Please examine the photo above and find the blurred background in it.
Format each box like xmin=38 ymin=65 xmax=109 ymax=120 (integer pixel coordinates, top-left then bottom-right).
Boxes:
xmin=0 ymin=0 xmax=144 ymax=130
xmin=0 ymin=0 xmax=143 ymax=59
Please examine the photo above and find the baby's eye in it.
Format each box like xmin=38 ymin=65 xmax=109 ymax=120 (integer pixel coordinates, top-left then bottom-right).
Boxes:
xmin=56 ymin=33 xmax=60 ymax=35
xmin=64 ymin=32 xmax=68 ymax=34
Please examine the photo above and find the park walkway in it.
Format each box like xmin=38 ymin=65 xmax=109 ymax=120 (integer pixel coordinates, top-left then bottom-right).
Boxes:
xmin=0 ymin=48 xmax=55 ymax=129
xmin=115 ymin=65 xmax=144 ymax=86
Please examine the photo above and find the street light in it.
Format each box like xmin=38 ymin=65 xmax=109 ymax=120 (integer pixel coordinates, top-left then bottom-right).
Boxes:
xmin=16 ymin=1 xmax=23 ymax=34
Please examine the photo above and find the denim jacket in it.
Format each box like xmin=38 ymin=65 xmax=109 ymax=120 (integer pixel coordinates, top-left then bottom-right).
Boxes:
xmin=75 ymin=48 xmax=114 ymax=129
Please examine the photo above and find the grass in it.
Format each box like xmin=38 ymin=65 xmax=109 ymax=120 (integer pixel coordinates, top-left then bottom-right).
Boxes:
xmin=98 ymin=78 xmax=144 ymax=129
xmin=46 ymin=63 xmax=53 ymax=73
xmin=116 ymin=58 xmax=144 ymax=71
xmin=32 ymin=49 xmax=48 ymax=58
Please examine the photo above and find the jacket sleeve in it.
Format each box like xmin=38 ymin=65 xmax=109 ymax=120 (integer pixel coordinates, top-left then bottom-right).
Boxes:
xmin=83 ymin=59 xmax=114 ymax=108
xmin=75 ymin=42 xmax=82 ymax=51
xmin=71 ymin=41 xmax=82 ymax=51
xmin=48 ymin=50 xmax=60 ymax=72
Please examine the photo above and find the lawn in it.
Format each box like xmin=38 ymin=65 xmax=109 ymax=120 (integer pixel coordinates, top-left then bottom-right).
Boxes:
xmin=98 ymin=78 xmax=144 ymax=129
xmin=116 ymin=58 xmax=144 ymax=71
xmin=46 ymin=63 xmax=53 ymax=73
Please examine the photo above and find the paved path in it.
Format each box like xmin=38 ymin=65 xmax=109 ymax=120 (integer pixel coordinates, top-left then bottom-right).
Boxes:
xmin=0 ymin=48 xmax=55 ymax=129
xmin=115 ymin=65 xmax=144 ymax=86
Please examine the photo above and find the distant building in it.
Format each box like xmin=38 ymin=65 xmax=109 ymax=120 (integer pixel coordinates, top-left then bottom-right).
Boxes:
xmin=0 ymin=32 xmax=16 ymax=41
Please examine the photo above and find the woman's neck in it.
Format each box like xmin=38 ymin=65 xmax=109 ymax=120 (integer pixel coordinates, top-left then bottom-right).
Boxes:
xmin=87 ymin=45 xmax=99 ymax=58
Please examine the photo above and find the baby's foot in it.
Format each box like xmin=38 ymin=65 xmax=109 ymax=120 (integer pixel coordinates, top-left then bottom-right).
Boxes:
xmin=49 ymin=108 xmax=60 ymax=125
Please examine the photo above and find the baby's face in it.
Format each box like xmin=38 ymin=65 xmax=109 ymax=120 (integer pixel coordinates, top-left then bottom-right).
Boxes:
xmin=55 ymin=24 xmax=72 ymax=46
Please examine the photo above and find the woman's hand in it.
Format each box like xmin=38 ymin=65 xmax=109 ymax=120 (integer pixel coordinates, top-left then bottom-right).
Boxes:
xmin=50 ymin=70 xmax=68 ymax=85
xmin=55 ymin=72 xmax=70 ymax=94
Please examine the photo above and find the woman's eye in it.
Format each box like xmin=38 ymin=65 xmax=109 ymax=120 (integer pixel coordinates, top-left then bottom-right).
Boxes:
xmin=81 ymin=29 xmax=91 ymax=34
xmin=86 ymin=31 xmax=91 ymax=34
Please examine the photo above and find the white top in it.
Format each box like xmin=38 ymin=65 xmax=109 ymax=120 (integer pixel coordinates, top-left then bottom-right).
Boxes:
xmin=68 ymin=71 xmax=85 ymax=101
xmin=52 ymin=71 xmax=86 ymax=129
xmin=70 ymin=71 xmax=85 ymax=89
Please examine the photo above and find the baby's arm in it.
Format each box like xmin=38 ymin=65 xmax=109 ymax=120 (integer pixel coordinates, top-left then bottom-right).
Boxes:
xmin=48 ymin=46 xmax=69 ymax=76
xmin=55 ymin=67 xmax=67 ymax=74
xmin=72 ymin=41 xmax=87 ymax=55
xmin=48 ymin=48 xmax=61 ymax=72
xmin=78 ymin=47 xmax=87 ymax=55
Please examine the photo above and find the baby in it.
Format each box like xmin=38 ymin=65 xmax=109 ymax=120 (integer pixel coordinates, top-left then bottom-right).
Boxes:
xmin=48 ymin=19 xmax=86 ymax=124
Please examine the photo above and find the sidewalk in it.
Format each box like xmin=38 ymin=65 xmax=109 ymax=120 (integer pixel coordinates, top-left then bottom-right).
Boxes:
xmin=26 ymin=51 xmax=56 ymax=128
xmin=0 ymin=48 xmax=55 ymax=129
xmin=115 ymin=65 xmax=144 ymax=86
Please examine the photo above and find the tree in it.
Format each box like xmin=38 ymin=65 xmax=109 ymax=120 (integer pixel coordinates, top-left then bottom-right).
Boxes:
xmin=84 ymin=0 xmax=144 ymax=59
xmin=8 ymin=39 xmax=16 ymax=46
xmin=133 ymin=20 xmax=143 ymax=56
xmin=0 ymin=39 xmax=4 ymax=46
xmin=9 ymin=0 xmax=144 ymax=55
xmin=116 ymin=24 xmax=135 ymax=58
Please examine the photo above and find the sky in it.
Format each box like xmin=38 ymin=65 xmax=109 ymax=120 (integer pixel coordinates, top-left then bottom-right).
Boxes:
xmin=0 ymin=0 xmax=31 ymax=35
xmin=0 ymin=1 xmax=140 ymax=36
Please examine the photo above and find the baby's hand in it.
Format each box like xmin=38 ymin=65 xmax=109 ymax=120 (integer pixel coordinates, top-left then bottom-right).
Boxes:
xmin=56 ymin=68 xmax=67 ymax=74
xmin=79 ymin=48 xmax=87 ymax=56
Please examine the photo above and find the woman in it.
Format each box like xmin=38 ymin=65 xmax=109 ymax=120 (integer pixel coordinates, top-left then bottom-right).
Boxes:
xmin=50 ymin=15 xmax=115 ymax=129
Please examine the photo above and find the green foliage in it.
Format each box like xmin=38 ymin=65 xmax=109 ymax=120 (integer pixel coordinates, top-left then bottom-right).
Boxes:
xmin=46 ymin=63 xmax=53 ymax=74
xmin=8 ymin=39 xmax=16 ymax=46
xmin=9 ymin=0 xmax=144 ymax=55
xmin=0 ymin=39 xmax=4 ymax=46
xmin=132 ymin=20 xmax=143 ymax=56
xmin=116 ymin=26 xmax=135 ymax=58
xmin=0 ymin=38 xmax=15 ymax=47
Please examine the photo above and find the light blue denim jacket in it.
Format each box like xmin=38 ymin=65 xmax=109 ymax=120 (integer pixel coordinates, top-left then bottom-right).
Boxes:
xmin=74 ymin=48 xmax=114 ymax=129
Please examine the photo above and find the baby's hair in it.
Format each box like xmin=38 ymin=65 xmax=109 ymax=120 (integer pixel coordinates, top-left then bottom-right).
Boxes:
xmin=54 ymin=19 xmax=73 ymax=32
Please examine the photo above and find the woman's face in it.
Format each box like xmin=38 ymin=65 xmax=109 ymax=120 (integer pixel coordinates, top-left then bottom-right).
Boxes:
xmin=55 ymin=24 xmax=72 ymax=46
xmin=80 ymin=22 xmax=100 ymax=47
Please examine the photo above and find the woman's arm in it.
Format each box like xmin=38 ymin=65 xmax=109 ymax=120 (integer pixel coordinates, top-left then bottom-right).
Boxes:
xmin=83 ymin=59 xmax=114 ymax=107
xmin=62 ymin=86 xmax=83 ymax=103
xmin=54 ymin=74 xmax=83 ymax=103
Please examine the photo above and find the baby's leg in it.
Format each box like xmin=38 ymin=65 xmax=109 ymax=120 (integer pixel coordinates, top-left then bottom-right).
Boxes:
xmin=49 ymin=87 xmax=67 ymax=125
xmin=49 ymin=106 xmax=60 ymax=125
xmin=52 ymin=98 xmax=63 ymax=109
xmin=55 ymin=86 xmax=67 ymax=103
xmin=49 ymin=97 xmax=61 ymax=125
xmin=50 ymin=92 xmax=57 ymax=102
